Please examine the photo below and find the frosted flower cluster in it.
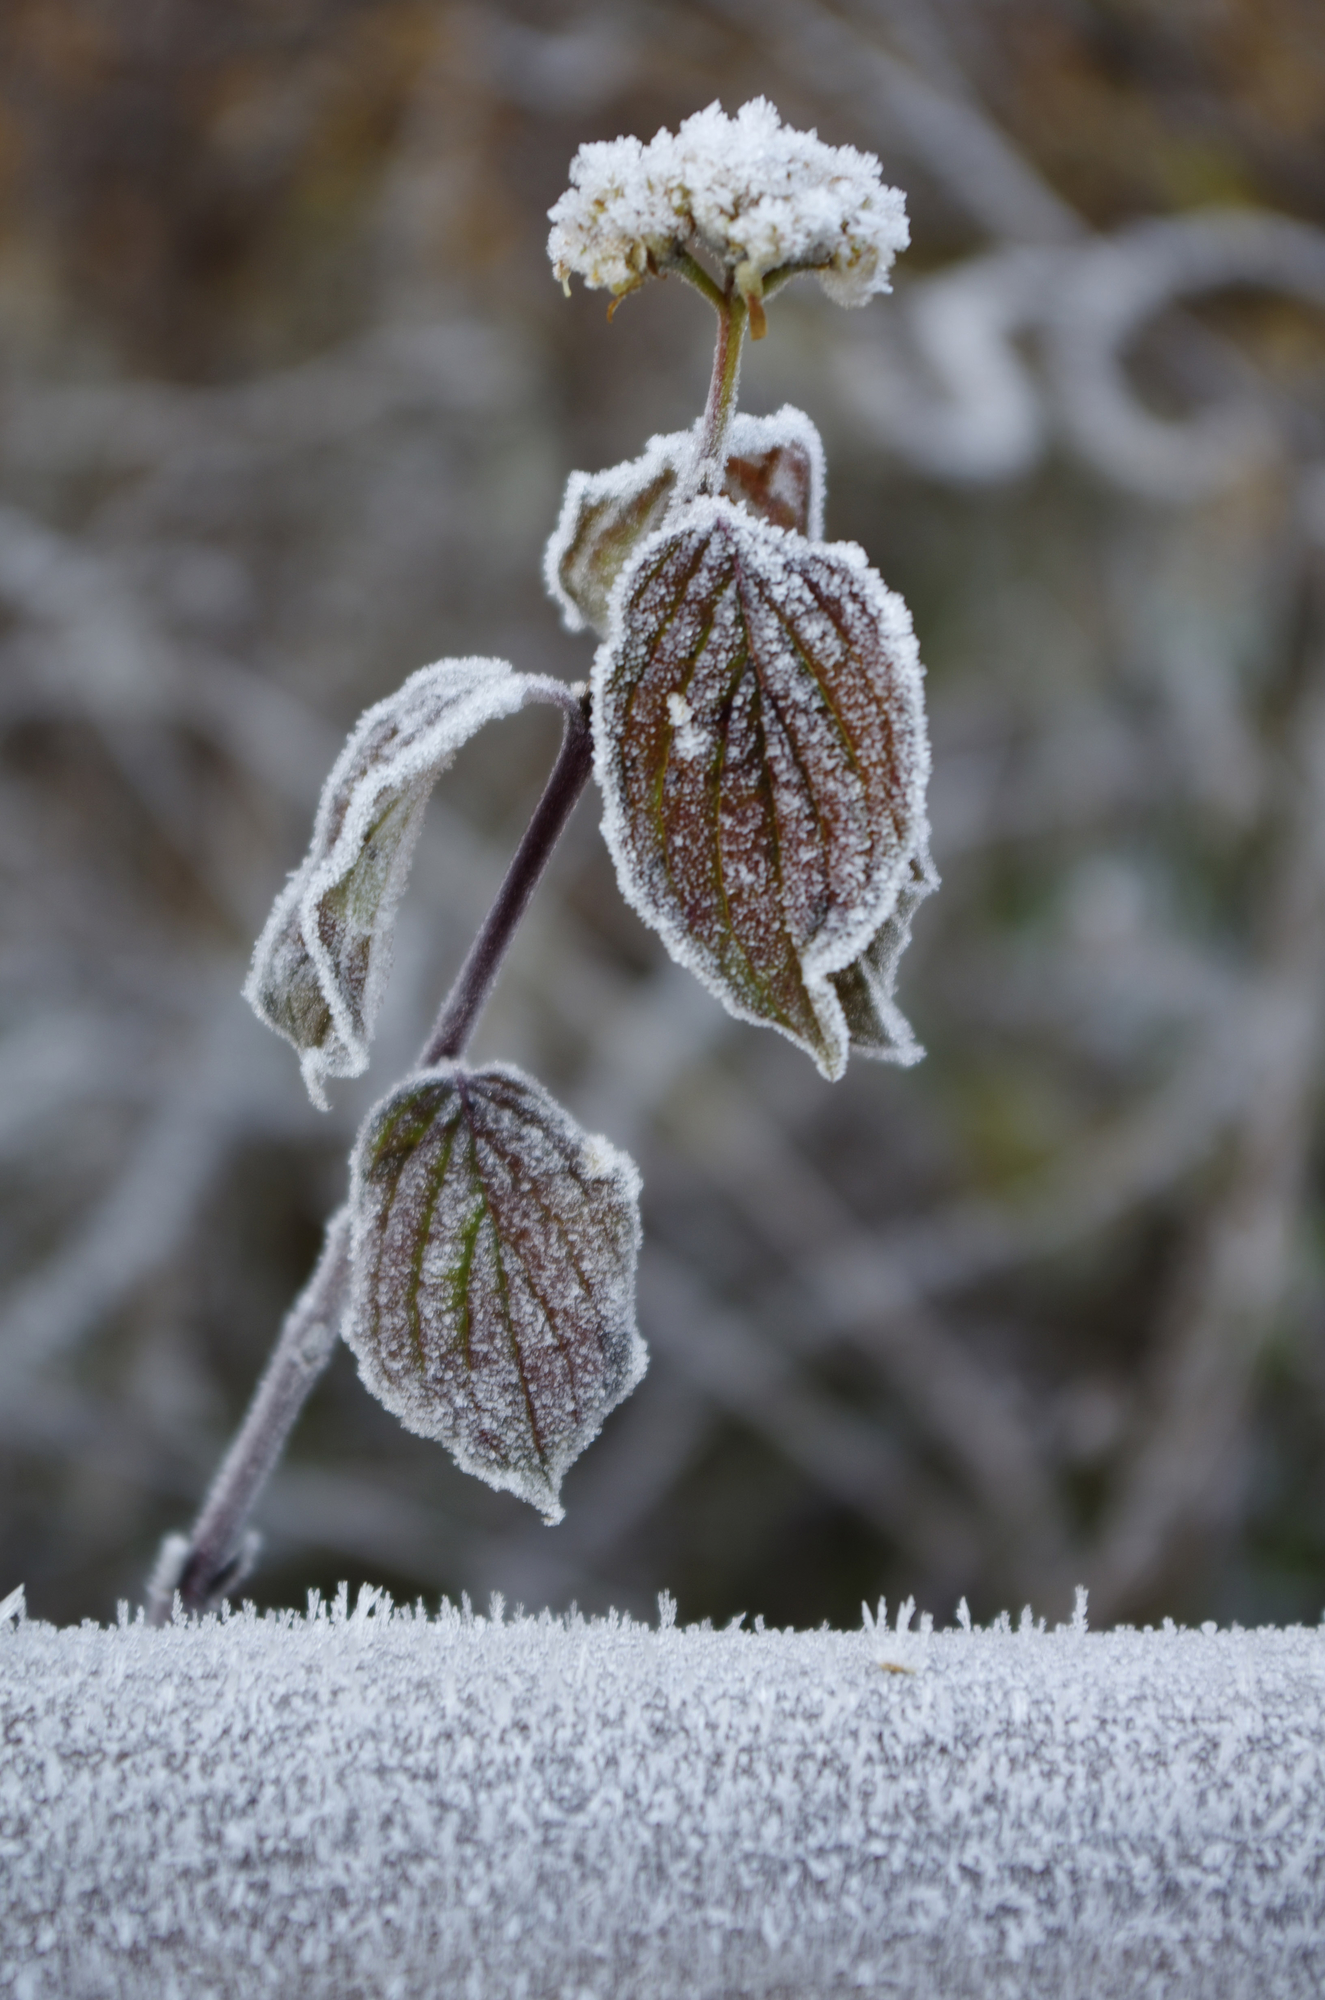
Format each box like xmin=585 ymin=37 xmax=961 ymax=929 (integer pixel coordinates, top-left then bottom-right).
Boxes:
xmin=548 ymin=98 xmax=909 ymax=310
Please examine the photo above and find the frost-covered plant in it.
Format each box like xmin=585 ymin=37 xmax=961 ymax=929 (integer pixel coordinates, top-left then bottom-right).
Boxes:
xmin=149 ymin=100 xmax=934 ymax=1620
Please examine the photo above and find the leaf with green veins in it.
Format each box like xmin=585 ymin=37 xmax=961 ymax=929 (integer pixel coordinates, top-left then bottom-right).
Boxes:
xmin=244 ymin=657 xmax=571 ymax=1108
xmin=593 ymin=496 xmax=929 ymax=1079
xmin=344 ymin=1062 xmax=645 ymax=1522
xmin=545 ymin=406 xmax=826 ymax=639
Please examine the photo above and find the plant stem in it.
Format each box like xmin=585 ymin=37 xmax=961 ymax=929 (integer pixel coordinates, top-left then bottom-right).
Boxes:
xmin=423 ymin=691 xmax=593 ymax=1062
xmin=149 ymin=690 xmax=595 ymax=1622
xmin=149 ymin=1210 xmax=352 ymax=1622
xmin=693 ymin=287 xmax=747 ymax=492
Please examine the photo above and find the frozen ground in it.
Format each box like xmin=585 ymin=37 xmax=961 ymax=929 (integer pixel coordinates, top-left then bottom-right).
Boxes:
xmin=2 ymin=1586 xmax=1323 ymax=1997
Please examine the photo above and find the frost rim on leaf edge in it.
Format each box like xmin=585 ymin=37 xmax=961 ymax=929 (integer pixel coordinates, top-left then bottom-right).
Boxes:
xmin=591 ymin=494 xmax=931 ymax=1080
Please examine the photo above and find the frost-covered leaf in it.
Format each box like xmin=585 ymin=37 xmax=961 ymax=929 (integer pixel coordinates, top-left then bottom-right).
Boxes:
xmin=831 ymin=838 xmax=938 ymax=1066
xmin=245 ymin=659 xmax=569 ymax=1108
xmin=595 ymin=497 xmax=929 ymax=1079
xmin=545 ymin=432 xmax=680 ymax=639
xmin=546 ymin=406 xmax=825 ymax=637
xmin=345 ymin=1062 xmax=645 ymax=1522
xmin=722 ymin=405 xmax=824 ymax=539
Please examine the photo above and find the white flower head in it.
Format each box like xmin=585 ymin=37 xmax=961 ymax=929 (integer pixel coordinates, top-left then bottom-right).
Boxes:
xmin=548 ymin=98 xmax=909 ymax=317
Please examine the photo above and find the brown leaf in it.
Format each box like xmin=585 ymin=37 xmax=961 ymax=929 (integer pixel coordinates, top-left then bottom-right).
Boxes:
xmin=722 ymin=423 xmax=818 ymax=535
xmin=594 ymin=498 xmax=929 ymax=1078
xmin=344 ymin=1063 xmax=645 ymax=1521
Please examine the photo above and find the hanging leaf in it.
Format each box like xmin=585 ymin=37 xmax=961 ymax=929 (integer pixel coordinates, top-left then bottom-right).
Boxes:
xmin=345 ymin=1062 xmax=646 ymax=1522
xmin=831 ymin=838 xmax=938 ymax=1065
xmin=244 ymin=659 xmax=574 ymax=1107
xmin=545 ymin=406 xmax=825 ymax=638
xmin=594 ymin=497 xmax=929 ymax=1079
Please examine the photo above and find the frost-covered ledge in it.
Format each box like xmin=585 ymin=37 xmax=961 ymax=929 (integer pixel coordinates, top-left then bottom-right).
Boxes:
xmin=3 ymin=1588 xmax=1324 ymax=1999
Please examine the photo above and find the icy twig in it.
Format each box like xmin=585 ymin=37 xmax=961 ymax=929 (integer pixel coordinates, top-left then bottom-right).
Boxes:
xmin=666 ymin=1068 xmax=1070 ymax=1591
xmin=720 ymin=0 xmax=1082 ymax=247
xmin=0 ymin=984 xmax=262 ymax=1388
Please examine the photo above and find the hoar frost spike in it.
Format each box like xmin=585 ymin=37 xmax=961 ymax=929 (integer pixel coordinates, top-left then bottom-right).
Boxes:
xmin=150 ymin=100 xmax=931 ymax=1621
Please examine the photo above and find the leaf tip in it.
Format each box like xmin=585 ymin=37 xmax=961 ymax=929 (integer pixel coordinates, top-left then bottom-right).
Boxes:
xmin=500 ymin=1460 xmax=567 ymax=1524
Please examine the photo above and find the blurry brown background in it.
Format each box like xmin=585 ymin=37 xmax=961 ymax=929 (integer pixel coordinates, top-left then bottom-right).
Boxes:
xmin=3 ymin=0 xmax=1325 ymax=1632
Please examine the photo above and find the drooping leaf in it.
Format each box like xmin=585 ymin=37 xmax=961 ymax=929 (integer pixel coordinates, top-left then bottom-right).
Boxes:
xmin=831 ymin=838 xmax=938 ymax=1065
xmin=244 ymin=659 xmax=573 ymax=1107
xmin=594 ymin=497 xmax=929 ymax=1079
xmin=344 ymin=1062 xmax=646 ymax=1522
xmin=545 ymin=406 xmax=825 ymax=638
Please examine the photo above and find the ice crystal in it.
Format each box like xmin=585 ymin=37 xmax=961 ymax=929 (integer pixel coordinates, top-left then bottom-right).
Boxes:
xmin=548 ymin=98 xmax=909 ymax=312
xmin=345 ymin=1061 xmax=645 ymax=1521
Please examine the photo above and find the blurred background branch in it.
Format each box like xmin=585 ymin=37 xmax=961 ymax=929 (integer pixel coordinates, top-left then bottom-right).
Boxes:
xmin=2 ymin=0 xmax=1325 ymax=1631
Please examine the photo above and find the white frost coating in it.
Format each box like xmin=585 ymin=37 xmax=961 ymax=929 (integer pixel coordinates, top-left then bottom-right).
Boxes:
xmin=594 ymin=495 xmax=930 ymax=1080
xmin=244 ymin=658 xmax=567 ymax=1108
xmin=548 ymin=98 xmax=909 ymax=310
xmin=544 ymin=404 xmax=826 ymax=635
xmin=666 ymin=690 xmax=707 ymax=760
xmin=722 ymin=401 xmax=827 ymax=539
xmin=345 ymin=1061 xmax=646 ymax=1522
xmin=4 ymin=1595 xmax=1325 ymax=1999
